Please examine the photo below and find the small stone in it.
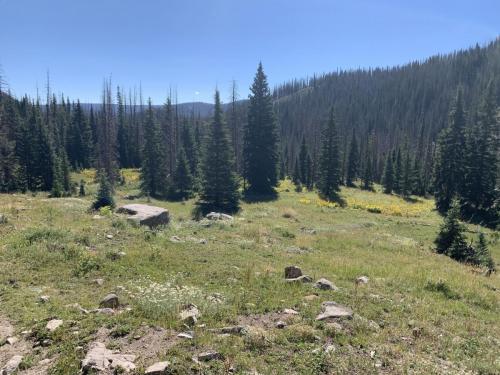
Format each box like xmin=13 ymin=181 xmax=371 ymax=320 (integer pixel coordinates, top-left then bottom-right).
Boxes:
xmin=324 ymin=344 xmax=335 ymax=353
xmin=6 ymin=337 xmax=18 ymax=345
xmin=100 ymin=293 xmax=119 ymax=308
xmin=177 ymin=331 xmax=194 ymax=339
xmin=315 ymin=278 xmax=337 ymax=290
xmin=283 ymin=308 xmax=299 ymax=315
xmin=39 ymin=295 xmax=50 ymax=303
xmin=41 ymin=339 xmax=52 ymax=347
xmin=316 ymin=301 xmax=353 ymax=321
xmin=284 ymin=265 xmax=302 ymax=279
xmin=46 ymin=319 xmax=63 ymax=332
xmin=179 ymin=304 xmax=200 ymax=326
xmin=286 ymin=275 xmax=313 ymax=283
xmin=275 ymin=321 xmax=287 ymax=329
xmin=93 ymin=308 xmax=115 ymax=315
xmin=304 ymin=294 xmax=319 ymax=301
xmin=355 ymin=276 xmax=369 ymax=285
xmin=170 ymin=235 xmax=183 ymax=243
xmin=106 ymin=234 xmax=113 ymax=239
xmin=370 ymin=350 xmax=376 ymax=359
xmin=38 ymin=358 xmax=52 ymax=366
xmin=219 ymin=325 xmax=246 ymax=335
xmin=1 ymin=355 xmax=23 ymax=375
xmin=145 ymin=361 xmax=170 ymax=374
xmin=197 ymin=351 xmax=223 ymax=362
xmin=93 ymin=278 xmax=104 ymax=286
xmin=92 ymin=214 xmax=103 ymax=220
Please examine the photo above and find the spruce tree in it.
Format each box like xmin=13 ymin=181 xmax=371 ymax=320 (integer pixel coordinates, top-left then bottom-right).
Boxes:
xmin=299 ymin=137 xmax=309 ymax=187
xmin=243 ymin=63 xmax=279 ymax=196
xmin=361 ymin=154 xmax=374 ymax=191
xmin=345 ymin=130 xmax=359 ymax=187
xmin=433 ymin=88 xmax=467 ymax=213
xmin=197 ymin=90 xmax=240 ymax=214
xmin=292 ymin=158 xmax=301 ymax=188
xmin=170 ymin=147 xmax=194 ymax=200
xmin=92 ymin=170 xmax=115 ymax=210
xmin=401 ymin=149 xmax=412 ymax=197
xmin=475 ymin=232 xmax=495 ymax=271
xmin=140 ymin=99 xmax=168 ymax=198
xmin=393 ymin=148 xmax=403 ymax=194
xmin=317 ymin=109 xmax=341 ymax=201
xmin=381 ymin=152 xmax=395 ymax=194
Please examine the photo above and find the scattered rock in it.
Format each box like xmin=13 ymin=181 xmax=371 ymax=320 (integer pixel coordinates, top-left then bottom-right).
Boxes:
xmin=285 ymin=246 xmax=310 ymax=254
xmin=81 ymin=342 xmax=136 ymax=373
xmin=5 ymin=336 xmax=18 ymax=345
xmin=100 ymin=293 xmax=119 ymax=308
xmin=355 ymin=276 xmax=369 ymax=285
xmin=117 ymin=204 xmax=170 ymax=227
xmin=275 ymin=321 xmax=286 ymax=329
xmin=283 ymin=308 xmax=299 ymax=315
xmin=92 ymin=214 xmax=103 ymax=220
xmin=179 ymin=304 xmax=200 ymax=326
xmin=300 ymin=227 xmax=316 ymax=235
xmin=197 ymin=351 xmax=223 ymax=362
xmin=284 ymin=265 xmax=302 ymax=279
xmin=169 ymin=235 xmax=183 ymax=243
xmin=286 ymin=275 xmax=313 ymax=283
xmin=316 ymin=301 xmax=353 ymax=321
xmin=46 ymin=319 xmax=63 ymax=332
xmin=93 ymin=278 xmax=105 ymax=286
xmin=92 ymin=308 xmax=115 ymax=315
xmin=324 ymin=344 xmax=336 ymax=354
xmin=315 ymin=278 xmax=338 ymax=291
xmin=1 ymin=355 xmax=23 ymax=375
xmin=106 ymin=234 xmax=113 ymax=239
xmin=177 ymin=331 xmax=194 ymax=339
xmin=219 ymin=325 xmax=246 ymax=335
xmin=145 ymin=361 xmax=170 ymax=374
xmin=206 ymin=212 xmax=233 ymax=221
xmin=117 ymin=251 xmax=127 ymax=258
xmin=39 ymin=295 xmax=50 ymax=303
xmin=66 ymin=303 xmax=90 ymax=314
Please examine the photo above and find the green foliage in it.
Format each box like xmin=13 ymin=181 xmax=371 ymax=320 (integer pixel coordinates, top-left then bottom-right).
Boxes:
xmin=170 ymin=147 xmax=194 ymax=200
xmin=345 ymin=130 xmax=359 ymax=187
xmin=382 ymin=152 xmax=395 ymax=194
xmin=92 ymin=171 xmax=115 ymax=210
xmin=196 ymin=90 xmax=240 ymax=215
xmin=317 ymin=109 xmax=341 ymax=201
xmin=244 ymin=63 xmax=279 ymax=196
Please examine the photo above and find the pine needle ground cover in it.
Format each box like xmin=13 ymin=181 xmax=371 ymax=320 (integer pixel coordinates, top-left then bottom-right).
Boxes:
xmin=0 ymin=171 xmax=498 ymax=374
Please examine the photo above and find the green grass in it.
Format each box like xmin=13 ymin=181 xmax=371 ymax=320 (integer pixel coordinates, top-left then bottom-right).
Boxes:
xmin=0 ymin=170 xmax=498 ymax=374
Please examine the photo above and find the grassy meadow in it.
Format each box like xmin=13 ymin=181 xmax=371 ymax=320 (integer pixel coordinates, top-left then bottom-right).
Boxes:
xmin=0 ymin=169 xmax=498 ymax=374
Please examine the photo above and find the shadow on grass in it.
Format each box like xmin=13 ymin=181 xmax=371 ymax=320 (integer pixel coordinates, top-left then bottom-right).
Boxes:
xmin=242 ymin=189 xmax=279 ymax=203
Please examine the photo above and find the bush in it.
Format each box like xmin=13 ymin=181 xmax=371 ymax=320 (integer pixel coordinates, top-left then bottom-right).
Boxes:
xmin=92 ymin=171 xmax=115 ymax=210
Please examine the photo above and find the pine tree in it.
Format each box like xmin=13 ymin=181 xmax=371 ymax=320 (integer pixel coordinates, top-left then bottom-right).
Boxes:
xmin=243 ymin=63 xmax=279 ymax=196
xmin=475 ymin=232 xmax=495 ymax=271
xmin=317 ymin=109 xmax=341 ymax=201
xmin=381 ymin=152 xmax=394 ymax=194
xmin=170 ymin=147 xmax=194 ymax=200
xmin=140 ymin=99 xmax=168 ymax=198
xmin=180 ymin=122 xmax=200 ymax=184
xmin=299 ymin=137 xmax=310 ymax=187
xmin=401 ymin=149 xmax=412 ymax=197
xmin=393 ymin=148 xmax=403 ymax=194
xmin=361 ymin=154 xmax=374 ymax=191
xmin=292 ymin=158 xmax=301 ymax=188
xmin=0 ymin=94 xmax=20 ymax=192
xmin=197 ymin=90 xmax=240 ymax=214
xmin=434 ymin=198 xmax=475 ymax=263
xmin=433 ymin=88 xmax=467 ymax=213
xmin=92 ymin=170 xmax=115 ymax=210
xmin=345 ymin=130 xmax=359 ymax=186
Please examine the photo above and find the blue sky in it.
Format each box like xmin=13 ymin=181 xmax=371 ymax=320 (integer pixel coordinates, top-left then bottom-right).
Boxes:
xmin=0 ymin=0 xmax=498 ymax=104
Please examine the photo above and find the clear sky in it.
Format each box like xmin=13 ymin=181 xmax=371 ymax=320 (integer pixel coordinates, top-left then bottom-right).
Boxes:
xmin=0 ymin=0 xmax=498 ymax=104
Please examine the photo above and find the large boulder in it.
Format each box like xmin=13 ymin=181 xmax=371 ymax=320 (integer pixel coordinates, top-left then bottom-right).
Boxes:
xmin=1 ymin=355 xmax=23 ymax=375
xmin=81 ymin=342 xmax=136 ymax=373
xmin=284 ymin=266 xmax=302 ymax=279
xmin=117 ymin=204 xmax=169 ymax=227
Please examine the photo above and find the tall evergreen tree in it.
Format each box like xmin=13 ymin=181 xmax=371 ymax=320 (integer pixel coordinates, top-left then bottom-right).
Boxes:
xmin=243 ymin=63 xmax=279 ymax=196
xmin=393 ymin=148 xmax=403 ymax=194
xmin=317 ymin=109 xmax=341 ymax=201
xmin=299 ymin=137 xmax=310 ymax=187
xmin=140 ymin=99 xmax=168 ymax=198
xmin=170 ymin=147 xmax=194 ymax=200
xmin=433 ymin=88 xmax=467 ymax=213
xmin=197 ymin=90 xmax=240 ymax=214
xmin=345 ymin=130 xmax=359 ymax=186
xmin=381 ymin=152 xmax=395 ymax=194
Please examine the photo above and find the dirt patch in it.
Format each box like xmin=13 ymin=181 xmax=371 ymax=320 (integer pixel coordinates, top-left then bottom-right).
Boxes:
xmin=237 ymin=311 xmax=301 ymax=330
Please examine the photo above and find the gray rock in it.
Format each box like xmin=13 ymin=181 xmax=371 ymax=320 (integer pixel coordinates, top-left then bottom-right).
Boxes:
xmin=180 ymin=304 xmax=200 ymax=326
xmin=275 ymin=321 xmax=286 ymax=329
xmin=93 ymin=278 xmax=105 ymax=286
xmin=219 ymin=325 xmax=246 ymax=335
xmin=286 ymin=275 xmax=313 ymax=283
xmin=46 ymin=319 xmax=63 ymax=332
xmin=197 ymin=351 xmax=223 ymax=361
xmin=315 ymin=278 xmax=338 ymax=291
xmin=177 ymin=331 xmax=194 ymax=339
xmin=169 ymin=235 xmax=183 ymax=243
xmin=284 ymin=265 xmax=302 ymax=279
xmin=283 ymin=308 xmax=299 ymax=315
xmin=145 ymin=361 xmax=170 ymax=374
xmin=100 ymin=293 xmax=119 ymax=308
xmin=117 ymin=204 xmax=169 ymax=227
xmin=81 ymin=342 xmax=136 ymax=373
xmin=316 ymin=301 xmax=353 ymax=321
xmin=206 ymin=212 xmax=233 ymax=221
xmin=1 ymin=355 xmax=23 ymax=375
xmin=5 ymin=337 xmax=18 ymax=345
xmin=356 ymin=276 xmax=369 ymax=285
xmin=39 ymin=295 xmax=50 ymax=303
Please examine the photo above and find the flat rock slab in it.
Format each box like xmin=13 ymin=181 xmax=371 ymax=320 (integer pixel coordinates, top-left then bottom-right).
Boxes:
xmin=316 ymin=301 xmax=353 ymax=321
xmin=315 ymin=278 xmax=338 ymax=291
xmin=1 ymin=355 xmax=23 ymax=375
xmin=81 ymin=342 xmax=136 ymax=373
xmin=145 ymin=361 xmax=170 ymax=374
xmin=117 ymin=204 xmax=169 ymax=227
xmin=46 ymin=319 xmax=63 ymax=332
